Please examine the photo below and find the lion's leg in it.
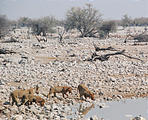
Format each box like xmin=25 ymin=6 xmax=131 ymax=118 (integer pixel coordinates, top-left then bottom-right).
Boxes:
xmin=65 ymin=92 xmax=68 ymax=98
xmin=54 ymin=92 xmax=56 ymax=97
xmin=47 ymin=93 xmax=50 ymax=98
xmin=62 ymin=90 xmax=67 ymax=98
xmin=14 ymin=98 xmax=19 ymax=106
xmin=12 ymin=100 xmax=14 ymax=106
xmin=80 ymin=94 xmax=83 ymax=100
xmin=84 ymin=94 xmax=87 ymax=100
xmin=21 ymin=97 xmax=29 ymax=106
xmin=62 ymin=93 xmax=65 ymax=98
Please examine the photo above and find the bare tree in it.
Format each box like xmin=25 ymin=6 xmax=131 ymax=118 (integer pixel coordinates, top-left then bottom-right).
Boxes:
xmin=57 ymin=27 xmax=66 ymax=43
xmin=65 ymin=4 xmax=102 ymax=37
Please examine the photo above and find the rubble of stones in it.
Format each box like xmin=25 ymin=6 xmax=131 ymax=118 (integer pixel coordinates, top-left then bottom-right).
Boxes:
xmin=0 ymin=27 xmax=148 ymax=120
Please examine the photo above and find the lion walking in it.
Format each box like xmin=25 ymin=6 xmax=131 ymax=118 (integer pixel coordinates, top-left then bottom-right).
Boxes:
xmin=47 ymin=86 xmax=72 ymax=98
xmin=9 ymin=85 xmax=39 ymax=106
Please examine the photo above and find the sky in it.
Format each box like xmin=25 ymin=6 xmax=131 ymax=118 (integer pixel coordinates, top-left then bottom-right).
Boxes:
xmin=0 ymin=0 xmax=148 ymax=20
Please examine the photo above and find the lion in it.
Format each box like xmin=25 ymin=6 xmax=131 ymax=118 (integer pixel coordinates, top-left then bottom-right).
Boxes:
xmin=9 ymin=85 xmax=39 ymax=106
xmin=21 ymin=94 xmax=45 ymax=107
xmin=47 ymin=86 xmax=72 ymax=98
xmin=78 ymin=84 xmax=94 ymax=100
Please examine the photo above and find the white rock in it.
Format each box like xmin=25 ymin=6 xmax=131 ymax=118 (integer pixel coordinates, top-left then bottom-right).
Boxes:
xmin=11 ymin=115 xmax=23 ymax=120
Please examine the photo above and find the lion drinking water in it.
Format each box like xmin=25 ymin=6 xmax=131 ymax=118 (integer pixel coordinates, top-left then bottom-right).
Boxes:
xmin=78 ymin=84 xmax=94 ymax=100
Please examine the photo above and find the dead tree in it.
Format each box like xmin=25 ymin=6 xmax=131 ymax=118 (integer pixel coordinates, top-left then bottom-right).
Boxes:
xmin=85 ymin=46 xmax=143 ymax=62
xmin=57 ymin=27 xmax=66 ymax=43
xmin=133 ymin=34 xmax=148 ymax=42
xmin=90 ymin=50 xmax=125 ymax=61
xmin=124 ymin=27 xmax=148 ymax=43
xmin=35 ymin=35 xmax=47 ymax=42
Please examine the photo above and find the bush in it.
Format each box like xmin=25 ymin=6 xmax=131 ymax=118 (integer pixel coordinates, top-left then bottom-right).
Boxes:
xmin=65 ymin=4 xmax=102 ymax=37
xmin=121 ymin=14 xmax=132 ymax=27
xmin=0 ymin=15 xmax=10 ymax=38
xmin=133 ymin=17 xmax=148 ymax=26
xmin=17 ymin=17 xmax=32 ymax=27
xmin=99 ymin=21 xmax=117 ymax=38
xmin=31 ymin=16 xmax=57 ymax=36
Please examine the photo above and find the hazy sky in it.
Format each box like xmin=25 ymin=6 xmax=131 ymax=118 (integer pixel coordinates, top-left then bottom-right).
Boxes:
xmin=0 ymin=0 xmax=148 ymax=20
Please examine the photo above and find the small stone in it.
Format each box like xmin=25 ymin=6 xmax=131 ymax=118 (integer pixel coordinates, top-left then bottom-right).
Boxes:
xmin=132 ymin=116 xmax=146 ymax=120
xmin=11 ymin=115 xmax=23 ymax=120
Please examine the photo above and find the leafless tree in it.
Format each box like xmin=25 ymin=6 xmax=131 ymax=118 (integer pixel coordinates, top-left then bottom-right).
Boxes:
xmin=57 ymin=27 xmax=66 ymax=43
xmin=65 ymin=4 xmax=102 ymax=37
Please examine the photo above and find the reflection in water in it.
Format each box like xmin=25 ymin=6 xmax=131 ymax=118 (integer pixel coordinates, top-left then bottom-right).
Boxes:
xmin=79 ymin=103 xmax=94 ymax=116
xmin=68 ymin=98 xmax=148 ymax=120
xmin=147 ymin=99 xmax=148 ymax=119
xmin=85 ymin=98 xmax=148 ymax=120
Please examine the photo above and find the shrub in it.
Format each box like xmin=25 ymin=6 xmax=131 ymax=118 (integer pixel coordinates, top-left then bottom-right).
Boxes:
xmin=31 ymin=16 xmax=57 ymax=36
xmin=99 ymin=20 xmax=117 ymax=38
xmin=133 ymin=17 xmax=148 ymax=26
xmin=121 ymin=14 xmax=132 ymax=27
xmin=17 ymin=17 xmax=32 ymax=27
xmin=65 ymin=4 xmax=102 ymax=37
xmin=0 ymin=15 xmax=10 ymax=38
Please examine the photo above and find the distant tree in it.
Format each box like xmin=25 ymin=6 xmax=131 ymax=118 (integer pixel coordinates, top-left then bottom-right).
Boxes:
xmin=31 ymin=16 xmax=57 ymax=36
xmin=65 ymin=4 xmax=102 ymax=37
xmin=99 ymin=20 xmax=117 ymax=38
xmin=9 ymin=20 xmax=17 ymax=28
xmin=133 ymin=17 xmax=148 ymax=26
xmin=121 ymin=14 xmax=132 ymax=27
xmin=17 ymin=17 xmax=32 ymax=27
xmin=0 ymin=15 xmax=10 ymax=38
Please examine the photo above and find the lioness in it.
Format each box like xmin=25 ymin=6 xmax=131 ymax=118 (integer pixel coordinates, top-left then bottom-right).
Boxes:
xmin=9 ymin=85 xmax=39 ymax=106
xmin=47 ymin=86 xmax=72 ymax=98
xmin=21 ymin=94 xmax=45 ymax=107
xmin=78 ymin=84 xmax=94 ymax=100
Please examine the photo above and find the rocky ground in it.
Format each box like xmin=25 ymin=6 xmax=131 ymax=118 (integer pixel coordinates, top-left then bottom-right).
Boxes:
xmin=0 ymin=27 xmax=148 ymax=120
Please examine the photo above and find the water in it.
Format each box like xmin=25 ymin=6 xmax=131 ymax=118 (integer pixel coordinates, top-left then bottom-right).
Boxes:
xmin=84 ymin=98 xmax=148 ymax=120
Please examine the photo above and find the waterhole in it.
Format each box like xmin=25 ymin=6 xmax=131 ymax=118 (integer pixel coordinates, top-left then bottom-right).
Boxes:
xmin=69 ymin=98 xmax=148 ymax=120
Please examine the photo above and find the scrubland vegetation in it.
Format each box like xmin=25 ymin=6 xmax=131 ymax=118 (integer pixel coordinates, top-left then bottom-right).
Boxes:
xmin=0 ymin=4 xmax=148 ymax=120
xmin=0 ymin=4 xmax=148 ymax=40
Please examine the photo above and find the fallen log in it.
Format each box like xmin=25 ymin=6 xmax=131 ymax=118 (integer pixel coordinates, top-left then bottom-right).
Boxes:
xmin=134 ymin=34 xmax=148 ymax=42
xmin=121 ymin=53 xmax=143 ymax=62
xmin=124 ymin=29 xmax=148 ymax=43
xmin=85 ymin=49 xmax=143 ymax=62
xmin=92 ymin=50 xmax=125 ymax=61
xmin=93 ymin=43 xmax=117 ymax=51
